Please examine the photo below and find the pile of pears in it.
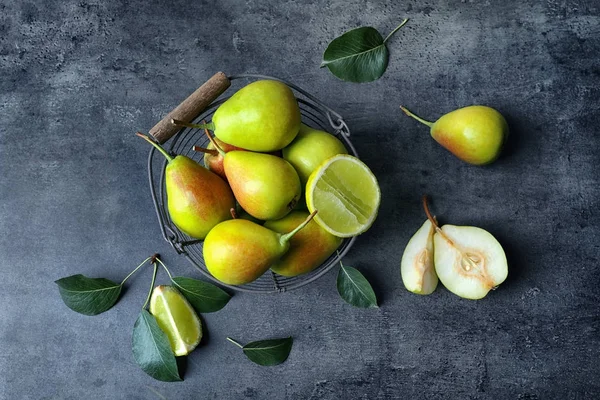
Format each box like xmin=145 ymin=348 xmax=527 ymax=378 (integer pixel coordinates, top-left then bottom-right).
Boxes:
xmin=139 ymin=80 xmax=351 ymax=286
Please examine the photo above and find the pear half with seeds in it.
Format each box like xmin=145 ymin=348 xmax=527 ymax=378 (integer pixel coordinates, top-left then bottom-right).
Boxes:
xmin=423 ymin=197 xmax=508 ymax=300
xmin=434 ymin=226 xmax=507 ymax=299
xmin=401 ymin=219 xmax=438 ymax=295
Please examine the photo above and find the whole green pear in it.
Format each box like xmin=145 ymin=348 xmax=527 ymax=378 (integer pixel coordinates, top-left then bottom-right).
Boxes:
xmin=212 ymin=80 xmax=301 ymax=152
xmin=204 ymin=211 xmax=317 ymax=285
xmin=400 ymin=105 xmax=508 ymax=165
xmin=282 ymin=124 xmax=348 ymax=185
xmin=264 ymin=211 xmax=342 ymax=277
xmin=137 ymin=133 xmax=235 ymax=239
xmin=225 ymin=151 xmax=301 ymax=220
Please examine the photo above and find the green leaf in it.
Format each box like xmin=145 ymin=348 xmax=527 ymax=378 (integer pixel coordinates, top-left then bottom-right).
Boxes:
xmin=229 ymin=337 xmax=293 ymax=366
xmin=55 ymin=274 xmax=122 ymax=316
xmin=321 ymin=19 xmax=408 ymax=83
xmin=171 ymin=276 xmax=231 ymax=313
xmin=132 ymin=310 xmax=182 ymax=382
xmin=244 ymin=337 xmax=293 ymax=366
xmin=337 ymin=264 xmax=378 ymax=308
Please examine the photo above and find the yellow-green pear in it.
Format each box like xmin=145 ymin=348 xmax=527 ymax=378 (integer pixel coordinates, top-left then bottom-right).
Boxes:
xmin=200 ymin=80 xmax=301 ymax=152
xmin=282 ymin=124 xmax=348 ymax=185
xmin=264 ymin=211 xmax=343 ymax=277
xmin=203 ymin=211 xmax=317 ymax=285
xmin=225 ymin=151 xmax=301 ymax=220
xmin=400 ymin=105 xmax=508 ymax=165
xmin=136 ymin=133 xmax=234 ymax=239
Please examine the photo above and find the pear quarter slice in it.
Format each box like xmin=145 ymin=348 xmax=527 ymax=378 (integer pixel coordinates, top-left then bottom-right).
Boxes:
xmin=401 ymin=219 xmax=438 ymax=295
xmin=434 ymin=225 xmax=508 ymax=300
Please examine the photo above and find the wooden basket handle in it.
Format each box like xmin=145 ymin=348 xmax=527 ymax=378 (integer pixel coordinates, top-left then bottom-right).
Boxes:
xmin=149 ymin=71 xmax=231 ymax=143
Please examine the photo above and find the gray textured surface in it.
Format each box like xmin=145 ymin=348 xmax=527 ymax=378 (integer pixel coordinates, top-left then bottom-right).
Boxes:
xmin=1 ymin=0 xmax=599 ymax=398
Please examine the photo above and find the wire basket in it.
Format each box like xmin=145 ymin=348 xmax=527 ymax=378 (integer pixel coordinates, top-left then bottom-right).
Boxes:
xmin=146 ymin=74 xmax=358 ymax=293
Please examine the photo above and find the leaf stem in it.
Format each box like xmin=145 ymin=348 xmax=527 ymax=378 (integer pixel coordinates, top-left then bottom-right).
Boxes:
xmin=336 ymin=250 xmax=345 ymax=269
xmin=142 ymin=262 xmax=158 ymax=310
xmin=121 ymin=256 xmax=152 ymax=286
xmin=383 ymin=18 xmax=409 ymax=44
xmin=155 ymin=257 xmax=174 ymax=281
xmin=226 ymin=337 xmax=244 ymax=348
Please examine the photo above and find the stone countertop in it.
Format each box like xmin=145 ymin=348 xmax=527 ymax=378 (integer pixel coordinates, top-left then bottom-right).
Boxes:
xmin=1 ymin=0 xmax=599 ymax=398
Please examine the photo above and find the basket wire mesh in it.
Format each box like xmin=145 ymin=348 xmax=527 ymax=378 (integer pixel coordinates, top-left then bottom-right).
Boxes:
xmin=147 ymin=74 xmax=358 ymax=293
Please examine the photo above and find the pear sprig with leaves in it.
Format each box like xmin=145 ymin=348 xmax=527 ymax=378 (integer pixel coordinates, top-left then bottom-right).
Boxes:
xmin=56 ymin=254 xmax=232 ymax=381
xmin=55 ymin=254 xmax=231 ymax=317
xmin=55 ymin=254 xmax=295 ymax=381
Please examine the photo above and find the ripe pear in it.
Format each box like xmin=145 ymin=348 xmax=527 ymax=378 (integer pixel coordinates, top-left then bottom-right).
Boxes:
xmin=136 ymin=133 xmax=235 ymax=239
xmin=264 ymin=211 xmax=343 ymax=277
xmin=226 ymin=151 xmax=301 ymax=220
xmin=187 ymin=80 xmax=301 ymax=152
xmin=172 ymin=123 xmax=301 ymax=221
xmin=282 ymin=124 xmax=348 ymax=185
xmin=400 ymin=219 xmax=438 ymax=295
xmin=422 ymin=197 xmax=508 ymax=299
xmin=400 ymin=105 xmax=508 ymax=165
xmin=203 ymin=211 xmax=317 ymax=285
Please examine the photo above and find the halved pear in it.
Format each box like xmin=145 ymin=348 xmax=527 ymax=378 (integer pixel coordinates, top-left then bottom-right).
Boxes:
xmin=401 ymin=219 xmax=438 ymax=294
xmin=434 ymin=225 xmax=508 ymax=299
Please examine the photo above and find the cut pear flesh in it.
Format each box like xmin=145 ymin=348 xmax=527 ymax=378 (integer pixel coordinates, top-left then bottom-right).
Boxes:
xmin=401 ymin=220 xmax=438 ymax=294
xmin=434 ymin=225 xmax=508 ymax=300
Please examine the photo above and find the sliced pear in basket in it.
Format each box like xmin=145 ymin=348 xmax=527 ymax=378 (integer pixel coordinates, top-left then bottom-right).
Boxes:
xmin=401 ymin=219 xmax=438 ymax=295
xmin=423 ymin=196 xmax=508 ymax=300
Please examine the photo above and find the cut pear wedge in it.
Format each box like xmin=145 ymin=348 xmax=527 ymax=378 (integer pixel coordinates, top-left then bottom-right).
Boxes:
xmin=433 ymin=225 xmax=508 ymax=300
xmin=421 ymin=196 xmax=508 ymax=300
xmin=401 ymin=219 xmax=438 ymax=295
xmin=149 ymin=285 xmax=202 ymax=356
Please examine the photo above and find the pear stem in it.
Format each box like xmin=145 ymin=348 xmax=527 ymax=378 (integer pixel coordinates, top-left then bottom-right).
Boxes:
xmin=422 ymin=195 xmax=439 ymax=229
xmin=171 ymin=118 xmax=215 ymax=132
xmin=422 ymin=195 xmax=454 ymax=246
xmin=202 ymin=125 xmax=226 ymax=156
xmin=226 ymin=337 xmax=244 ymax=348
xmin=192 ymin=145 xmax=219 ymax=157
xmin=136 ymin=132 xmax=174 ymax=162
xmin=383 ymin=18 xmax=409 ymax=44
xmin=279 ymin=210 xmax=318 ymax=245
xmin=400 ymin=106 xmax=434 ymax=128
xmin=230 ymin=208 xmax=238 ymax=219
